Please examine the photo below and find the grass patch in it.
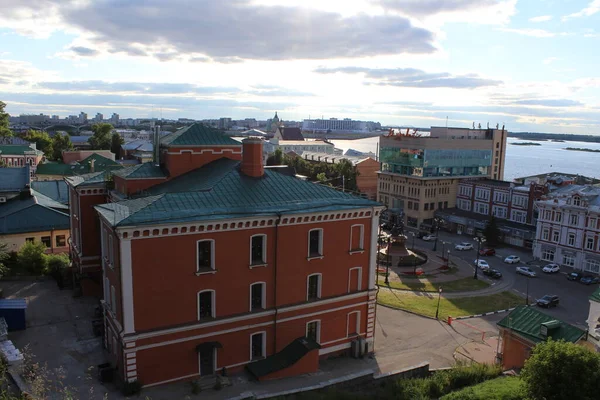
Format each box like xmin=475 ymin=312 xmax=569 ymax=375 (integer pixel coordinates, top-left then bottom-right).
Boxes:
xmin=377 ymin=289 xmax=524 ymax=319
xmin=377 ymin=276 xmax=489 ymax=292
xmin=441 ymin=376 xmax=525 ymax=400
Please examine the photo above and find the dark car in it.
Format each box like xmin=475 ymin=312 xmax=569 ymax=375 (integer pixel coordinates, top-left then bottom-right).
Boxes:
xmin=483 ymin=268 xmax=502 ymax=279
xmin=580 ymin=275 xmax=600 ymax=285
xmin=567 ymin=272 xmax=582 ymax=281
xmin=536 ymin=295 xmax=559 ymax=308
xmin=479 ymin=248 xmax=496 ymax=256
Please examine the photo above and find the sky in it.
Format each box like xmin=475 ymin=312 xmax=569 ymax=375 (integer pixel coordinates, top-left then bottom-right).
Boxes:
xmin=1 ymin=0 xmax=600 ymax=134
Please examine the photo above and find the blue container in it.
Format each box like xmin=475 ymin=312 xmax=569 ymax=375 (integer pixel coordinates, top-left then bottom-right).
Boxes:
xmin=0 ymin=299 xmax=27 ymax=331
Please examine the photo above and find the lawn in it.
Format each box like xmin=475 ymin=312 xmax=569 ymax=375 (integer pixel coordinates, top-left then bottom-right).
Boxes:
xmin=441 ymin=377 xmax=524 ymax=400
xmin=377 ymin=288 xmax=525 ymax=319
xmin=377 ymin=276 xmax=489 ymax=292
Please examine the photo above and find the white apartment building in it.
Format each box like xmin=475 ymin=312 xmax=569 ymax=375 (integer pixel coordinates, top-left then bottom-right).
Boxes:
xmin=533 ymin=185 xmax=600 ymax=274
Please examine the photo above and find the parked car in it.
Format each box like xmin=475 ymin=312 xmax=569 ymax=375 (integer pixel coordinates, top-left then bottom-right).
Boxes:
xmin=516 ymin=266 xmax=536 ymax=277
xmin=536 ymin=295 xmax=559 ymax=308
xmin=504 ymin=255 xmax=521 ymax=264
xmin=455 ymin=242 xmax=473 ymax=251
xmin=474 ymin=259 xmax=490 ymax=270
xmin=483 ymin=268 xmax=502 ymax=279
xmin=580 ymin=275 xmax=600 ymax=285
xmin=479 ymin=248 xmax=496 ymax=256
xmin=542 ymin=263 xmax=560 ymax=273
xmin=567 ymin=272 xmax=582 ymax=281
xmin=416 ymin=231 xmax=429 ymax=239
xmin=422 ymin=234 xmax=437 ymax=241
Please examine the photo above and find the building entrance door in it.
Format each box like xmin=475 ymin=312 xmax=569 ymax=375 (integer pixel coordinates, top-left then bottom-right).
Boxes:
xmin=199 ymin=349 xmax=214 ymax=376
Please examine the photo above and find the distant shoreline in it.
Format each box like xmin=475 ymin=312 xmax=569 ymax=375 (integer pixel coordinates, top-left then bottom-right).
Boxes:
xmin=564 ymin=147 xmax=600 ymax=153
xmin=511 ymin=142 xmax=542 ymax=146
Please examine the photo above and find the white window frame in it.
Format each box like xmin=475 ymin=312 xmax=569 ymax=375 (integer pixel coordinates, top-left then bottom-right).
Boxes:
xmin=347 ymin=267 xmax=362 ymax=292
xmin=511 ymin=210 xmax=527 ymax=224
xmin=573 ymin=196 xmax=581 ymax=206
xmin=492 ymin=206 xmax=507 ymax=219
xmin=307 ymin=273 xmax=322 ymax=301
xmin=569 ymin=214 xmax=579 ymax=226
xmin=349 ymin=224 xmax=365 ymax=252
xmin=306 ymin=320 xmax=321 ymax=344
xmin=586 ymin=236 xmax=595 ymax=250
xmin=250 ymin=331 xmax=267 ymax=360
xmin=589 ymin=218 xmax=597 ymax=230
xmin=110 ymin=285 xmax=116 ymax=315
xmin=584 ymin=259 xmax=600 ymax=273
xmin=197 ymin=289 xmax=216 ymax=320
xmin=249 ymin=282 xmax=266 ymax=311
xmin=541 ymin=228 xmax=549 ymax=241
xmin=474 ymin=202 xmax=489 ymax=215
xmin=346 ymin=311 xmax=361 ymax=337
xmin=552 ymin=230 xmax=560 ymax=243
xmin=493 ymin=191 xmax=508 ymax=204
xmin=249 ymin=234 xmax=267 ymax=266
xmin=475 ymin=188 xmax=490 ymax=201
xmin=541 ymin=249 xmax=555 ymax=262
xmin=562 ymin=254 xmax=575 ymax=267
xmin=196 ymin=239 xmax=216 ymax=274
xmin=568 ymin=233 xmax=576 ymax=246
xmin=555 ymin=212 xmax=562 ymax=223
xmin=307 ymin=228 xmax=324 ymax=259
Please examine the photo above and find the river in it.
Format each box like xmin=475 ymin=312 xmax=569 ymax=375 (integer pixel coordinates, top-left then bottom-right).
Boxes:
xmin=329 ymin=137 xmax=600 ymax=181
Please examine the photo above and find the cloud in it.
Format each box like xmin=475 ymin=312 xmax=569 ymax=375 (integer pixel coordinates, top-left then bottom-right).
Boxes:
xmin=374 ymin=0 xmax=501 ymax=16
xmin=498 ymin=28 xmax=563 ymax=37
xmin=314 ymin=66 xmax=502 ymax=89
xmin=69 ymin=46 xmax=99 ymax=56
xmin=529 ymin=15 xmax=552 ymax=22
xmin=543 ymin=57 xmax=559 ymax=65
xmin=562 ymin=0 xmax=600 ymax=20
xmin=512 ymin=99 xmax=584 ymax=107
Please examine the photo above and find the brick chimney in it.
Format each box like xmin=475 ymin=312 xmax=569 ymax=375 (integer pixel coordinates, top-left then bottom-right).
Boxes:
xmin=241 ymin=138 xmax=264 ymax=177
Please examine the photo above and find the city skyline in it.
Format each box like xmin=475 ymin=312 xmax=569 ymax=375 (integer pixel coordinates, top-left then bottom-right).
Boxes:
xmin=1 ymin=1 xmax=600 ymax=134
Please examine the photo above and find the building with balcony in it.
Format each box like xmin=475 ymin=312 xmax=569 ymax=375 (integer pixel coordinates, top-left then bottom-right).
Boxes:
xmin=66 ymin=123 xmax=381 ymax=387
xmin=533 ymin=185 xmax=600 ymax=274
xmin=377 ymin=127 xmax=507 ymax=229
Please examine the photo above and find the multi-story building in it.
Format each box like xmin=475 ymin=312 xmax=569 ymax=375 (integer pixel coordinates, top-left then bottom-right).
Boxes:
xmin=302 ymin=118 xmax=381 ymax=132
xmin=533 ymin=185 xmax=600 ymax=274
xmin=377 ymin=126 xmax=507 ymax=229
xmin=79 ymin=112 xmax=88 ymax=125
xmin=435 ymin=178 xmax=547 ymax=248
xmin=0 ymin=143 xmax=44 ymax=179
xmin=110 ymin=113 xmax=120 ymax=126
xmin=94 ymin=113 xmax=104 ymax=123
xmin=66 ymin=124 xmax=380 ymax=386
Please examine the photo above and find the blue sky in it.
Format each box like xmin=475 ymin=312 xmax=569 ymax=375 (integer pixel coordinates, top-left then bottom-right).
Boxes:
xmin=1 ymin=0 xmax=599 ymax=134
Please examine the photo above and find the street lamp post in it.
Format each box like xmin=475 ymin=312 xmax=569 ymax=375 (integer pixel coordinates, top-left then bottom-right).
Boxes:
xmin=432 ymin=217 xmax=443 ymax=252
xmin=473 ymin=235 xmax=486 ymax=280
xmin=441 ymin=241 xmax=446 ymax=258
xmin=435 ymin=287 xmax=443 ymax=319
xmin=385 ymin=237 xmax=391 ymax=285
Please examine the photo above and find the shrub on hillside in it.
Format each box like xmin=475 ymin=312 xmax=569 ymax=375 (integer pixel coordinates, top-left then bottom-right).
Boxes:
xmin=17 ymin=241 xmax=48 ymax=275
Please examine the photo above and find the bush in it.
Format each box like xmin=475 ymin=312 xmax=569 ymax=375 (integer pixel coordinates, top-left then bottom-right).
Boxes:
xmin=441 ymin=376 xmax=525 ymax=400
xmin=17 ymin=241 xmax=48 ymax=275
xmin=46 ymin=253 xmax=70 ymax=274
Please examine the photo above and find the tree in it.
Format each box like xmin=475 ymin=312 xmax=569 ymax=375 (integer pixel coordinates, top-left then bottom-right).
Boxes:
xmin=88 ymin=123 xmax=114 ymax=150
xmin=521 ymin=340 xmax=600 ymax=400
xmin=266 ymin=148 xmax=283 ymax=166
xmin=110 ymin=132 xmax=124 ymax=158
xmin=335 ymin=159 xmax=358 ymax=191
xmin=17 ymin=241 xmax=48 ymax=275
xmin=0 ymin=101 xmax=12 ymax=137
xmin=483 ymin=216 xmax=501 ymax=247
xmin=0 ymin=241 xmax=9 ymax=277
xmin=21 ymin=130 xmax=53 ymax=156
xmin=50 ymin=132 xmax=74 ymax=161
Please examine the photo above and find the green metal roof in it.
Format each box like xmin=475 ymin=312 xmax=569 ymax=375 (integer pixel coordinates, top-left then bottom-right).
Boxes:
xmin=0 ymin=195 xmax=69 ymax=235
xmin=246 ymin=336 xmax=320 ymax=379
xmin=31 ymin=190 xmax=69 ymax=211
xmin=30 ymin=180 xmax=69 ymax=204
xmin=112 ymin=162 xmax=168 ymax=179
xmin=37 ymin=153 xmax=122 ymax=177
xmin=160 ymin=123 xmax=241 ymax=147
xmin=497 ymin=305 xmax=585 ymax=344
xmin=96 ymin=159 xmax=379 ymax=227
xmin=590 ymin=288 xmax=600 ymax=303
xmin=66 ymin=170 xmax=112 ymax=187
xmin=0 ymin=145 xmax=41 ymax=156
xmin=0 ymin=166 xmax=30 ymax=193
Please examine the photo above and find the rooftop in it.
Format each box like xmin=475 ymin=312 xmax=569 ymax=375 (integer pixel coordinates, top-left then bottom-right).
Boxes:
xmin=0 ymin=145 xmax=41 ymax=156
xmin=0 ymin=193 xmax=70 ymax=235
xmin=301 ymin=152 xmax=372 ymax=166
xmin=30 ymin=180 xmax=69 ymax=204
xmin=590 ymin=287 xmax=600 ymax=304
xmin=278 ymin=127 xmax=304 ymax=141
xmin=112 ymin=162 xmax=168 ymax=180
xmin=460 ymin=178 xmax=513 ymax=189
xmin=0 ymin=166 xmax=30 ymax=193
xmin=497 ymin=305 xmax=585 ymax=344
xmin=161 ymin=123 xmax=242 ymax=147
xmin=37 ymin=153 xmax=122 ymax=177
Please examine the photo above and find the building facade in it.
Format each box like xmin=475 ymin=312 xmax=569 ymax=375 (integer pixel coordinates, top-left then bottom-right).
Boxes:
xmin=0 ymin=144 xmax=44 ymax=178
xmin=533 ymin=185 xmax=600 ymax=274
xmin=377 ymin=127 xmax=507 ymax=229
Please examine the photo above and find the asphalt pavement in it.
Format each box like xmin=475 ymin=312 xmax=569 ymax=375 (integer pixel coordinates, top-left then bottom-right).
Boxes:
xmin=412 ymin=229 xmax=596 ymax=328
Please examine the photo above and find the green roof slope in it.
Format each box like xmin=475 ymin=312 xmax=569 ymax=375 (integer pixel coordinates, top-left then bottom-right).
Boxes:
xmin=0 ymin=196 xmax=69 ymax=235
xmin=590 ymin=287 xmax=600 ymax=303
xmin=37 ymin=153 xmax=122 ymax=177
xmin=0 ymin=166 xmax=30 ymax=193
xmin=161 ymin=123 xmax=241 ymax=147
xmin=497 ymin=305 xmax=585 ymax=344
xmin=112 ymin=162 xmax=168 ymax=179
xmin=0 ymin=145 xmax=41 ymax=155
xmin=30 ymin=180 xmax=69 ymax=204
xmin=96 ymin=159 xmax=379 ymax=227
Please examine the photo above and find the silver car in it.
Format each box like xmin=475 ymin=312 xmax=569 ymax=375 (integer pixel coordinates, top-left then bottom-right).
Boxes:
xmin=516 ymin=266 xmax=536 ymax=277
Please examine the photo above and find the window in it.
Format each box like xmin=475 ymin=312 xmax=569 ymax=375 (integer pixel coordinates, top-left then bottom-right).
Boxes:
xmin=250 ymin=235 xmax=266 ymax=265
xmin=457 ymin=199 xmax=471 ymax=211
xmin=541 ymin=228 xmax=549 ymax=241
xmin=41 ymin=236 xmax=51 ymax=248
xmin=512 ymin=195 xmax=527 ymax=208
xmin=568 ymin=233 xmax=576 ymax=246
xmin=430 ymin=202 xmax=434 ymax=210
xmin=584 ymin=259 xmax=600 ymax=273
xmin=586 ymin=237 xmax=595 ymax=250
xmin=107 ymin=234 xmax=113 ymax=266
xmin=542 ymin=210 xmax=551 ymax=220
xmin=569 ymin=214 xmax=579 ymax=226
xmin=197 ymin=240 xmax=215 ymax=271
xmin=475 ymin=188 xmax=490 ymax=201
xmin=494 ymin=191 xmax=508 ymax=204
xmin=511 ymin=210 xmax=527 ymax=224
xmin=250 ymin=282 xmax=265 ymax=311
xmin=306 ymin=320 xmax=321 ymax=343
xmin=414 ymin=202 xmax=419 ymax=211
xmin=55 ymin=235 xmax=66 ymax=247
xmin=459 ymin=185 xmax=472 ymax=197
xmin=589 ymin=218 xmax=597 ymax=229
xmin=25 ymin=237 xmax=34 ymax=243
xmin=492 ymin=206 xmax=507 ymax=219
xmin=424 ymin=203 xmax=429 ymax=211
xmin=554 ymin=212 xmax=562 ymax=223
xmin=197 ymin=290 xmax=215 ymax=320
xmin=552 ymin=230 xmax=560 ymax=242
xmin=541 ymin=249 xmax=555 ymax=261
xmin=407 ymin=201 xmax=412 ymax=210
xmin=347 ymin=312 xmax=359 ymax=336
xmin=572 ymin=196 xmax=581 ymax=206
xmin=307 ymin=274 xmax=322 ymax=301
xmin=251 ymin=332 xmax=266 ymax=360
xmin=350 ymin=225 xmax=364 ymax=251
xmin=110 ymin=286 xmax=116 ymax=315
xmin=562 ymin=254 xmax=575 ymax=267
xmin=308 ymin=229 xmax=323 ymax=258
xmin=474 ymin=202 xmax=489 ymax=215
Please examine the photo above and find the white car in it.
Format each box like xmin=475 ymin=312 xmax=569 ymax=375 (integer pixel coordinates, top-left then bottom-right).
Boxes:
xmin=504 ymin=255 xmax=521 ymax=264
xmin=542 ymin=263 xmax=560 ymax=273
xmin=516 ymin=266 xmax=536 ymax=277
xmin=474 ymin=259 xmax=490 ymax=270
xmin=422 ymin=235 xmax=437 ymax=241
xmin=455 ymin=242 xmax=473 ymax=251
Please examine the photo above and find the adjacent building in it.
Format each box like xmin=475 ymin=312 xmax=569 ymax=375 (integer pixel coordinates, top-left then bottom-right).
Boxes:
xmin=67 ymin=123 xmax=381 ymax=387
xmin=587 ymin=288 xmax=600 ymax=349
xmin=377 ymin=127 xmax=507 ymax=229
xmin=302 ymin=118 xmax=381 ymax=133
xmin=533 ymin=185 xmax=600 ymax=274
xmin=36 ymin=153 xmax=122 ymax=181
xmin=0 ymin=166 xmax=30 ymax=203
xmin=0 ymin=143 xmax=44 ymax=178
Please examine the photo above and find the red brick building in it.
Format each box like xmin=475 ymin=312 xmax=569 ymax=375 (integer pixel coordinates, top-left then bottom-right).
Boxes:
xmin=68 ymin=124 xmax=381 ymax=387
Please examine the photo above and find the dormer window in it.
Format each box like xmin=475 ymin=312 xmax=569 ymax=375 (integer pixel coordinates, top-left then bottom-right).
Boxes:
xmin=573 ymin=196 xmax=581 ymax=206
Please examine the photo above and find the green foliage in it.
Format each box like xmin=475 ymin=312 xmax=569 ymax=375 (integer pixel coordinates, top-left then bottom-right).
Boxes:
xmin=47 ymin=253 xmax=70 ymax=273
xmin=110 ymin=132 xmax=124 ymax=158
xmin=282 ymin=155 xmax=359 ymax=192
xmin=521 ymin=340 xmax=600 ymax=400
xmin=0 ymin=101 xmax=12 ymax=137
xmin=21 ymin=130 xmax=53 ymax=156
xmin=122 ymin=379 xmax=142 ymax=396
xmin=266 ymin=148 xmax=284 ymax=166
xmin=483 ymin=216 xmax=501 ymax=247
xmin=0 ymin=241 xmax=9 ymax=277
xmin=89 ymin=123 xmax=114 ymax=150
xmin=17 ymin=241 xmax=48 ymax=275
xmin=50 ymin=132 xmax=74 ymax=160
xmin=441 ymin=376 xmax=524 ymax=400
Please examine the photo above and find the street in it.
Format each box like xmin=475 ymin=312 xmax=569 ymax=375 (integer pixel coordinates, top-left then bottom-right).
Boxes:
xmin=413 ymin=229 xmax=596 ymax=328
